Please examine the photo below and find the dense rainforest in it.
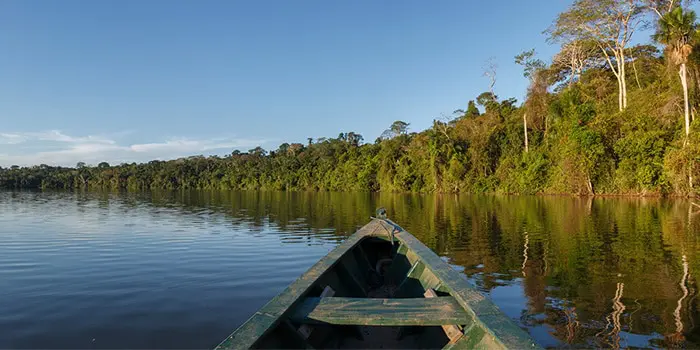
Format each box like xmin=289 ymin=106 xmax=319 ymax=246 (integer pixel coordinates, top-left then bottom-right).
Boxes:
xmin=4 ymin=0 xmax=700 ymax=196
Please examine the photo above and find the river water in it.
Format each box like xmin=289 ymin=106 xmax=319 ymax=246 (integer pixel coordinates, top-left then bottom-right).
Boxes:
xmin=0 ymin=191 xmax=698 ymax=348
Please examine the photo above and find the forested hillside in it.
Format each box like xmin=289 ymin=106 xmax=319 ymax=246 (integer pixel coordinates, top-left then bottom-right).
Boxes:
xmin=3 ymin=0 xmax=700 ymax=196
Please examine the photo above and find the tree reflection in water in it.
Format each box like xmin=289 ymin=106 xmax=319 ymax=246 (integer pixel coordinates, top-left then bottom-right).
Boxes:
xmin=65 ymin=191 xmax=700 ymax=348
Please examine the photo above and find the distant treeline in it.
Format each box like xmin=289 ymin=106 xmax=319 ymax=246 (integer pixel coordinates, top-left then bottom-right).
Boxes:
xmin=3 ymin=0 xmax=700 ymax=196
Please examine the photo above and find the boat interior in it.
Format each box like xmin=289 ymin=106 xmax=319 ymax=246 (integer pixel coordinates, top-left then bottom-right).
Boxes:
xmin=252 ymin=235 xmax=475 ymax=349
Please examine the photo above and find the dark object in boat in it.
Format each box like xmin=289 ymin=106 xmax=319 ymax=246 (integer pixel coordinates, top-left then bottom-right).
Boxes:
xmin=375 ymin=207 xmax=387 ymax=219
xmin=215 ymin=217 xmax=542 ymax=349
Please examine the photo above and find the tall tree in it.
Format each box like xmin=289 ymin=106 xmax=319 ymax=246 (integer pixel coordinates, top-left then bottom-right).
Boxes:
xmin=482 ymin=57 xmax=498 ymax=95
xmin=476 ymin=92 xmax=499 ymax=113
xmin=515 ymin=49 xmax=547 ymax=152
xmin=464 ymin=100 xmax=481 ymax=117
xmin=381 ymin=121 xmax=410 ymax=139
xmin=248 ymin=146 xmax=267 ymax=157
xmin=515 ymin=49 xmax=546 ymax=79
xmin=390 ymin=121 xmax=409 ymax=135
xmin=347 ymin=132 xmax=363 ymax=146
xmin=645 ymin=0 xmax=682 ymax=18
xmin=653 ymin=6 xmax=698 ymax=137
xmin=549 ymin=0 xmax=644 ymax=111
xmin=551 ymin=40 xmax=597 ymax=86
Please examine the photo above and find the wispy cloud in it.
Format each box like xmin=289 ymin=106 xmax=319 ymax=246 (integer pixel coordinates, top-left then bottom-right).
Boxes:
xmin=0 ymin=130 xmax=116 ymax=147
xmin=0 ymin=133 xmax=28 ymax=145
xmin=0 ymin=130 xmax=266 ymax=167
xmin=34 ymin=130 xmax=116 ymax=144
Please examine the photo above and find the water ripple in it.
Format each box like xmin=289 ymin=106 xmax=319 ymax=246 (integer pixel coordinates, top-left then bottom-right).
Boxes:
xmin=1 ymin=191 xmax=698 ymax=349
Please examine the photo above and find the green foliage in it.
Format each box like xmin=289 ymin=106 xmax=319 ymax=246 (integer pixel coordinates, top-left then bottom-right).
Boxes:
xmin=380 ymin=121 xmax=410 ymax=140
xmin=476 ymin=92 xmax=499 ymax=113
xmin=664 ymin=122 xmax=700 ymax=194
xmin=514 ymin=49 xmax=546 ymax=80
xmin=464 ymin=100 xmax=480 ymax=117
xmin=653 ymin=7 xmax=698 ymax=65
xmin=613 ymin=113 xmax=673 ymax=193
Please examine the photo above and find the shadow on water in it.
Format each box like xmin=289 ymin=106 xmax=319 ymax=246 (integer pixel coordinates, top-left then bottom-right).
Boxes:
xmin=1 ymin=190 xmax=699 ymax=348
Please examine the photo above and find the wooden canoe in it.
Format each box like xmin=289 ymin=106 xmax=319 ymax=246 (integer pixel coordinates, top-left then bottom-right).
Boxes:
xmin=215 ymin=218 xmax=541 ymax=349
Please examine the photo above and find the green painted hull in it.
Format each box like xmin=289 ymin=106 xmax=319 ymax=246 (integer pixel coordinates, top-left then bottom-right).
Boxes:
xmin=215 ymin=219 xmax=541 ymax=349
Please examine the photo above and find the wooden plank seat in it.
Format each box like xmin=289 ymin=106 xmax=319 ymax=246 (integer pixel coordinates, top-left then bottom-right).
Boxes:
xmin=298 ymin=286 xmax=335 ymax=338
xmin=289 ymin=296 xmax=473 ymax=326
xmin=424 ymin=289 xmax=463 ymax=343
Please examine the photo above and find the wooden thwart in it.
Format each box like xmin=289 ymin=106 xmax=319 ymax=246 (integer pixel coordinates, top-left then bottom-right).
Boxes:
xmin=298 ymin=286 xmax=335 ymax=338
xmin=289 ymin=295 xmax=472 ymax=326
xmin=424 ymin=289 xmax=464 ymax=343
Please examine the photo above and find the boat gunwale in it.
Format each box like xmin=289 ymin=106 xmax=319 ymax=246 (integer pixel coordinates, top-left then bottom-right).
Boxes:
xmin=215 ymin=219 xmax=541 ymax=349
xmin=383 ymin=218 xmax=540 ymax=349
xmin=214 ymin=222 xmax=379 ymax=349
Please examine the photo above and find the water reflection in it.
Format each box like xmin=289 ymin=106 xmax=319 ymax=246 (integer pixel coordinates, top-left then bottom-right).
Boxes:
xmin=1 ymin=191 xmax=698 ymax=348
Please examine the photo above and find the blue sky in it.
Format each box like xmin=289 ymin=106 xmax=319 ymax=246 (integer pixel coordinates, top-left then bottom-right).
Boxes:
xmin=0 ymin=0 xmax=640 ymax=166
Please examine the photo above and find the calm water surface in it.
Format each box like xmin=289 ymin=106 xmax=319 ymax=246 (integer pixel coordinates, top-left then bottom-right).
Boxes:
xmin=0 ymin=191 xmax=698 ymax=349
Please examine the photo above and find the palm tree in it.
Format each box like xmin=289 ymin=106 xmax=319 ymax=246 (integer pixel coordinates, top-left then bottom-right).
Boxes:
xmin=654 ymin=7 xmax=699 ymax=137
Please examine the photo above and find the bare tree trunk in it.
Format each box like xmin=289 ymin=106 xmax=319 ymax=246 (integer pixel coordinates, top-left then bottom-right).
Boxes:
xmin=617 ymin=53 xmax=624 ymax=111
xmin=681 ymin=63 xmax=690 ymax=137
xmin=632 ymin=58 xmax=641 ymax=89
xmin=621 ymin=53 xmax=628 ymax=109
xmin=600 ymin=46 xmax=624 ymax=111
xmin=679 ymin=64 xmax=694 ymax=190
xmin=569 ymin=55 xmax=576 ymax=87
xmin=587 ymin=175 xmax=593 ymax=195
xmin=523 ymin=113 xmax=529 ymax=153
xmin=617 ymin=77 xmax=623 ymax=112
